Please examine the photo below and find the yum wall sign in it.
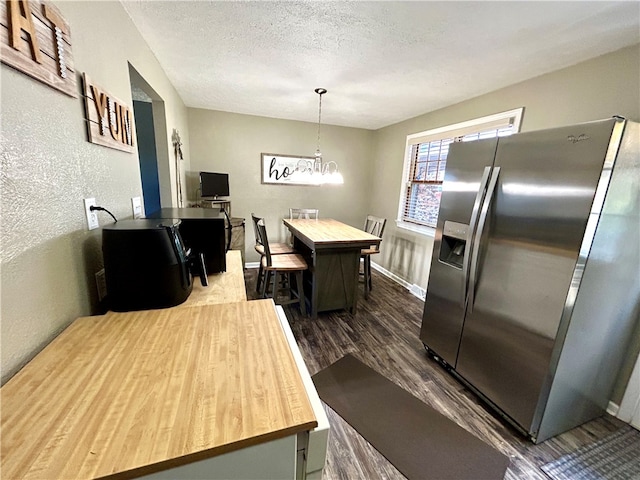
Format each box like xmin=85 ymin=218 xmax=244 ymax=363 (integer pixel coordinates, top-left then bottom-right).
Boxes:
xmin=83 ymin=73 xmax=135 ymax=153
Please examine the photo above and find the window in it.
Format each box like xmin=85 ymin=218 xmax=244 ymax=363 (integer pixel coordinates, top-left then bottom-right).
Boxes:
xmin=397 ymin=108 xmax=524 ymax=235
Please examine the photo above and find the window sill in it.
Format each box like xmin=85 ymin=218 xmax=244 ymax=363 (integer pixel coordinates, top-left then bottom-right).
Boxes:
xmin=395 ymin=220 xmax=436 ymax=237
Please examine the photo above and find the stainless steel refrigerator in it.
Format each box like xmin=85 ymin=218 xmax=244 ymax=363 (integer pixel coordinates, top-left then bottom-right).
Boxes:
xmin=420 ymin=117 xmax=639 ymax=443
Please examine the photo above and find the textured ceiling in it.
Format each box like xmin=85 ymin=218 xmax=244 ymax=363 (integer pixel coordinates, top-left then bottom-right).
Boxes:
xmin=120 ymin=1 xmax=640 ymax=130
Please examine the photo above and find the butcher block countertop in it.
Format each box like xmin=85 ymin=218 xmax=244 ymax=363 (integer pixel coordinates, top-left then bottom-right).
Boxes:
xmin=0 ymin=300 xmax=318 ymax=479
xmin=182 ymin=250 xmax=247 ymax=307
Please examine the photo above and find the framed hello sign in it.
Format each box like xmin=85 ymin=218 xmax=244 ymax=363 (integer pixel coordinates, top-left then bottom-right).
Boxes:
xmin=261 ymin=153 xmax=319 ymax=186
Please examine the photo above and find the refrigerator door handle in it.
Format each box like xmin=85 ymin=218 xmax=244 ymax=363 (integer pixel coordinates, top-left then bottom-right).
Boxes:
xmin=468 ymin=166 xmax=501 ymax=314
xmin=461 ymin=166 xmax=492 ymax=308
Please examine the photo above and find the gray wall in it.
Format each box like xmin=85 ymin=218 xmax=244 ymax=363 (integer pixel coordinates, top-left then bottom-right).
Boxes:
xmin=370 ymin=44 xmax=640 ymax=291
xmin=187 ymin=108 xmax=374 ymax=260
xmin=0 ymin=1 xmax=190 ymax=384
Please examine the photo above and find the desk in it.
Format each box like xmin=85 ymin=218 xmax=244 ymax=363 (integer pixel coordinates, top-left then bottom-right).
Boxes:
xmin=201 ymin=199 xmax=231 ymax=216
xmin=0 ymin=300 xmax=325 ymax=479
xmin=283 ymin=218 xmax=381 ymax=318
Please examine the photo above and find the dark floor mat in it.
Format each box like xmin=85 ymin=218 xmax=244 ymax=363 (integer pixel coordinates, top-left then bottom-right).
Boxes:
xmin=312 ymin=354 xmax=510 ymax=480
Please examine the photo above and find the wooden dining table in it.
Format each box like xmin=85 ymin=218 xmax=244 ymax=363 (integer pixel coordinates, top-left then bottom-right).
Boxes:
xmin=283 ymin=218 xmax=381 ymax=318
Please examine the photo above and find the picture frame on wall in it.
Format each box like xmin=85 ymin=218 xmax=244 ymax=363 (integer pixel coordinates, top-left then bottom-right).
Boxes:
xmin=261 ymin=153 xmax=319 ymax=186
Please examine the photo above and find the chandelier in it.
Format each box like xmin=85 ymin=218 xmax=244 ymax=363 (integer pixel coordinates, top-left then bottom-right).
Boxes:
xmin=292 ymin=88 xmax=343 ymax=185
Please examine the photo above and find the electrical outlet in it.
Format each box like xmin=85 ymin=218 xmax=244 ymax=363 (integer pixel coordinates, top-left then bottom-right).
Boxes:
xmin=95 ymin=268 xmax=107 ymax=301
xmin=84 ymin=198 xmax=99 ymax=230
xmin=131 ymin=196 xmax=143 ymax=219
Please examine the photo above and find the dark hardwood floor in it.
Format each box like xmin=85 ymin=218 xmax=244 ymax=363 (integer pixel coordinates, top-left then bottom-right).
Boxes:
xmin=244 ymin=267 xmax=626 ymax=480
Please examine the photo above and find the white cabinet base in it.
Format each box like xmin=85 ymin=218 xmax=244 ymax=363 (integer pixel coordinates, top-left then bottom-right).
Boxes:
xmin=275 ymin=306 xmax=330 ymax=479
xmin=140 ymin=436 xmax=297 ymax=479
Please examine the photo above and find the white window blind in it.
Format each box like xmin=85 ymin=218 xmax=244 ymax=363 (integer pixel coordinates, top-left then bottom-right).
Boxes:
xmin=398 ymin=108 xmax=523 ymax=232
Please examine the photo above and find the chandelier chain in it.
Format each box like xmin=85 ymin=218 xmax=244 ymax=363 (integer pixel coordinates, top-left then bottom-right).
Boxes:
xmin=316 ymin=91 xmax=323 ymax=155
xmin=305 ymin=87 xmax=341 ymax=184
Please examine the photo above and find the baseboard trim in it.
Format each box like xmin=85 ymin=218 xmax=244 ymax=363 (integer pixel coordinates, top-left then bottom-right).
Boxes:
xmin=370 ymin=261 xmax=425 ymax=301
xmin=607 ymin=401 xmax=620 ymax=417
xmin=409 ymin=284 xmax=427 ymax=301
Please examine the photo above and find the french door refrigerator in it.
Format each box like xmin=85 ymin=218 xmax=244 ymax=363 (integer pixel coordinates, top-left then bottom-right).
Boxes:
xmin=420 ymin=117 xmax=639 ymax=443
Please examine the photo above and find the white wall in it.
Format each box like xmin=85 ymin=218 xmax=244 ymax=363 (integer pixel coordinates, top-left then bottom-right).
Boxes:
xmin=0 ymin=1 xmax=190 ymax=384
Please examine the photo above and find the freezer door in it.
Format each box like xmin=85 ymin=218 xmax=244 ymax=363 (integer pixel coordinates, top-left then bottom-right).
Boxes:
xmin=455 ymin=118 xmax=618 ymax=434
xmin=420 ymin=138 xmax=498 ymax=365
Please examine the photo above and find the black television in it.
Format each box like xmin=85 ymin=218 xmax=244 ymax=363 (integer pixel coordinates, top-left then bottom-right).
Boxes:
xmin=200 ymin=171 xmax=229 ymax=199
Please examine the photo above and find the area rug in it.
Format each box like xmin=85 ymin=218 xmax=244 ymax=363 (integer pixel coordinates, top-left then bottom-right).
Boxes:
xmin=540 ymin=425 xmax=640 ymax=480
xmin=311 ymin=354 xmax=510 ymax=480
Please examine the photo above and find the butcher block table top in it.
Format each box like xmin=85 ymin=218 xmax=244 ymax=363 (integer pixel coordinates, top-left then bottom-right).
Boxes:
xmin=0 ymin=300 xmax=317 ymax=479
xmin=283 ymin=218 xmax=381 ymax=250
xmin=181 ymin=250 xmax=247 ymax=307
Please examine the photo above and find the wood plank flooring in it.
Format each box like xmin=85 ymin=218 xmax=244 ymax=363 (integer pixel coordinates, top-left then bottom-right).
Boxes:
xmin=244 ymin=267 xmax=627 ymax=480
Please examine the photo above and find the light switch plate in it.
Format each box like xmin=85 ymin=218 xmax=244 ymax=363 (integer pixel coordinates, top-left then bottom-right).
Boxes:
xmin=95 ymin=268 xmax=107 ymax=301
xmin=84 ymin=198 xmax=99 ymax=230
xmin=131 ymin=196 xmax=143 ymax=218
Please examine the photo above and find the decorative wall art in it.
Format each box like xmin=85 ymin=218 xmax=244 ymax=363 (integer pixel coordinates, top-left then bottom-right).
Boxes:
xmin=82 ymin=73 xmax=135 ymax=153
xmin=0 ymin=0 xmax=77 ymax=97
xmin=172 ymin=129 xmax=184 ymax=207
xmin=261 ymin=153 xmax=320 ymax=186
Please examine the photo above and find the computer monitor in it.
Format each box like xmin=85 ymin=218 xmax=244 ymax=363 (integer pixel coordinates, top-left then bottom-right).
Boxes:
xmin=200 ymin=172 xmax=229 ymax=199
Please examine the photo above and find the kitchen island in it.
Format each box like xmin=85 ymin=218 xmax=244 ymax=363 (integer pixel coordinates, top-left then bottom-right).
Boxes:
xmin=283 ymin=218 xmax=381 ymax=317
xmin=1 ymin=255 xmax=328 ymax=479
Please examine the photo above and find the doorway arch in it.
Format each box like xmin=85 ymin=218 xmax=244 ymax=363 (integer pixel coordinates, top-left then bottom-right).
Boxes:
xmin=128 ymin=64 xmax=173 ymax=214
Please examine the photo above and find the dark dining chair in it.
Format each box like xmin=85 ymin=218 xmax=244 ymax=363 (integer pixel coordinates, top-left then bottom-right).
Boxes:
xmin=251 ymin=213 xmax=294 ymax=292
xmin=361 ymin=215 xmax=386 ymax=299
xmin=255 ymin=217 xmax=308 ymax=315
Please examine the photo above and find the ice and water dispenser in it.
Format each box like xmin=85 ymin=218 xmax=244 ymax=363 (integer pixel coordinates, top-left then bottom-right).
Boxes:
xmin=438 ymin=221 xmax=469 ymax=268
